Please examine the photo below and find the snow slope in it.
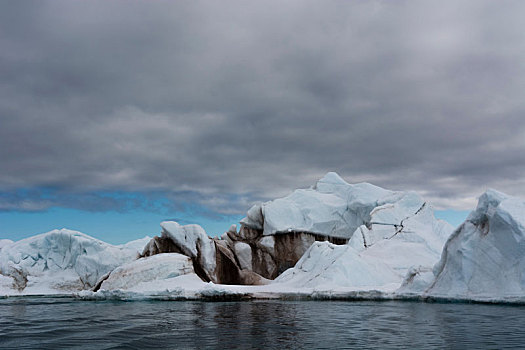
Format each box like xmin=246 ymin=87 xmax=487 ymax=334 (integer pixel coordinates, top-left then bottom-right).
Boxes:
xmin=275 ymin=242 xmax=400 ymax=289
xmin=0 ymin=229 xmax=146 ymax=295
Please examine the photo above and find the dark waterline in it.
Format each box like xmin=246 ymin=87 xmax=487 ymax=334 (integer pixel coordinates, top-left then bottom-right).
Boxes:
xmin=1 ymin=298 xmax=524 ymax=349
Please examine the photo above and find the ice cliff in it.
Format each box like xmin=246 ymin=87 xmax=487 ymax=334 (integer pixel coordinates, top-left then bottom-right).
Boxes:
xmin=401 ymin=190 xmax=525 ymax=302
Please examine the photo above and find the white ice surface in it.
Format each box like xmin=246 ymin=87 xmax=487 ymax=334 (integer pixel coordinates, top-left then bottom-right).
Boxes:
xmin=100 ymin=253 xmax=194 ymax=290
xmin=0 ymin=274 xmax=15 ymax=296
xmin=0 ymin=239 xmax=13 ymax=251
xmin=160 ymin=221 xmax=216 ymax=275
xmin=396 ymin=266 xmax=435 ymax=295
xmin=84 ymin=272 xmax=400 ymax=301
xmin=81 ymin=273 xmax=214 ymax=300
xmin=275 ymin=242 xmax=399 ymax=289
xmin=273 ymin=198 xmax=453 ymax=292
xmin=117 ymin=236 xmax=151 ymax=252
xmin=0 ymin=229 xmax=143 ymax=295
xmin=417 ymin=190 xmax=525 ymax=301
xmin=234 ymin=242 xmax=252 ymax=270
xmin=240 ymin=172 xmax=435 ymax=239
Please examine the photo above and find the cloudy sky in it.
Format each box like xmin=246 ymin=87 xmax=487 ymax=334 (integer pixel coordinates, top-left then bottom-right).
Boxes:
xmin=1 ymin=1 xmax=524 ymax=243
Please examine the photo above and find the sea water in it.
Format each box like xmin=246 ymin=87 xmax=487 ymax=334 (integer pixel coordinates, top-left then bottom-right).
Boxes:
xmin=1 ymin=298 xmax=524 ymax=349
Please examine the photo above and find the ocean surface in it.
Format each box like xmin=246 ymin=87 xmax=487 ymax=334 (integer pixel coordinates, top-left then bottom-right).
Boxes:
xmin=1 ymin=298 xmax=524 ymax=349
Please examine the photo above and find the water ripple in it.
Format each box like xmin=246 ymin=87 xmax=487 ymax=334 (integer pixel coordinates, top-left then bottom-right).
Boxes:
xmin=1 ymin=298 xmax=525 ymax=349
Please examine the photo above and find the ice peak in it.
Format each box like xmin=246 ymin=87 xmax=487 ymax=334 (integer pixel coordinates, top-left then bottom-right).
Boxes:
xmin=478 ymin=189 xmax=507 ymax=206
xmin=468 ymin=189 xmax=508 ymax=223
xmin=49 ymin=228 xmax=85 ymax=236
xmin=315 ymin=172 xmax=348 ymax=188
xmin=314 ymin=172 xmax=386 ymax=196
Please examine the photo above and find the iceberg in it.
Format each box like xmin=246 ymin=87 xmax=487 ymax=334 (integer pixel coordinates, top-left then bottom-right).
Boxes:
xmin=229 ymin=172 xmax=452 ymax=280
xmin=0 ymin=172 xmax=455 ymax=300
xmin=0 ymin=229 xmax=147 ymax=295
xmin=405 ymin=190 xmax=525 ymax=302
xmin=131 ymin=172 xmax=452 ymax=296
xmin=6 ymin=173 xmax=525 ymax=304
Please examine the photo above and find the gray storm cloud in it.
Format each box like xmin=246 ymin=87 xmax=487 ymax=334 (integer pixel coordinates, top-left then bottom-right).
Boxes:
xmin=1 ymin=0 xmax=524 ymax=213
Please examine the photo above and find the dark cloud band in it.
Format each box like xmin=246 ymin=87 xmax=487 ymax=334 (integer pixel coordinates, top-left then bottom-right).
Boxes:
xmin=1 ymin=0 xmax=524 ymax=213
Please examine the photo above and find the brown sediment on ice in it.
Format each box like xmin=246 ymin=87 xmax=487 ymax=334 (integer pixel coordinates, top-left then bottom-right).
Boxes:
xmin=139 ymin=222 xmax=348 ymax=285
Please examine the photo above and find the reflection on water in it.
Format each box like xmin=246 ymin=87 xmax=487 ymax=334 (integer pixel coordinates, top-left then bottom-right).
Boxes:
xmin=0 ymin=298 xmax=524 ymax=349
